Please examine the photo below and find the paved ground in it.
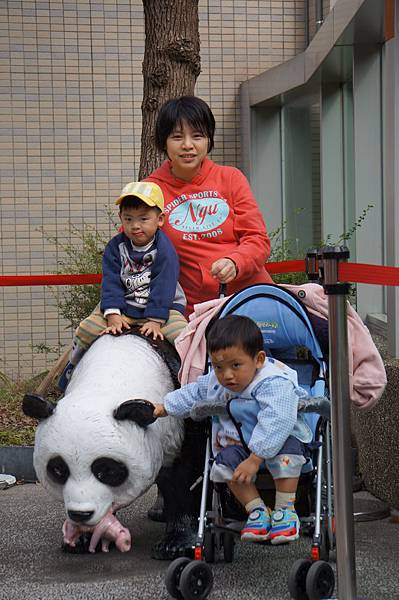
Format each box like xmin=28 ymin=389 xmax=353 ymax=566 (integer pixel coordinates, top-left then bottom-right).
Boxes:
xmin=0 ymin=483 xmax=398 ymax=600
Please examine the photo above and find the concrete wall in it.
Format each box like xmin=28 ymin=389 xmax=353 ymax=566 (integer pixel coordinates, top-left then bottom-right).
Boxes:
xmin=351 ymin=337 xmax=399 ymax=509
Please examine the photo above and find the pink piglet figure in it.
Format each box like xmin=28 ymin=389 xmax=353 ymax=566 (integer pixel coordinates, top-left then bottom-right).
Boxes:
xmin=88 ymin=511 xmax=131 ymax=553
xmin=62 ymin=519 xmax=93 ymax=548
xmin=62 ymin=511 xmax=131 ymax=553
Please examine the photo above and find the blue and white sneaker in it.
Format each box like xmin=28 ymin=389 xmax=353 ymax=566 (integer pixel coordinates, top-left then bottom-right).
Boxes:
xmin=270 ymin=506 xmax=300 ymax=545
xmin=240 ymin=506 xmax=271 ymax=542
xmin=58 ymin=362 xmax=75 ymax=392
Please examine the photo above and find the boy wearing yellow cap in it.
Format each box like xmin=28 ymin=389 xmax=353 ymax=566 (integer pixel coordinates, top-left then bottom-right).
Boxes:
xmin=59 ymin=181 xmax=187 ymax=391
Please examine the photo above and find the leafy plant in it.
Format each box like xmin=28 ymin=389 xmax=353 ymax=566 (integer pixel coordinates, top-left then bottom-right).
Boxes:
xmin=268 ymin=210 xmax=309 ymax=286
xmin=269 ymin=205 xmax=374 ymax=288
xmin=0 ymin=371 xmax=40 ymax=446
xmin=324 ymin=204 xmax=374 ymax=246
xmin=40 ymin=221 xmax=115 ymax=329
xmin=30 ymin=343 xmax=60 ymax=355
xmin=41 ymin=204 xmax=373 ymax=329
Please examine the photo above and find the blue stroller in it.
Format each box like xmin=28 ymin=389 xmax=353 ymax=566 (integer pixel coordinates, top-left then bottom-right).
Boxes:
xmin=165 ymin=284 xmax=335 ymax=600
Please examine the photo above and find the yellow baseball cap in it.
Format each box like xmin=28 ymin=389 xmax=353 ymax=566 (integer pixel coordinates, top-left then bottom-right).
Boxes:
xmin=115 ymin=181 xmax=164 ymax=212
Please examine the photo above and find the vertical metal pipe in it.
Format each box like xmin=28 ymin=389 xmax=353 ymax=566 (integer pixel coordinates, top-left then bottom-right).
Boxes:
xmin=316 ymin=0 xmax=323 ymax=31
xmin=328 ymin=291 xmax=357 ymax=599
xmin=304 ymin=0 xmax=310 ymax=47
xmin=314 ymin=430 xmax=323 ymax=538
xmin=325 ymin=422 xmax=334 ymax=549
xmin=196 ymin=438 xmax=211 ymax=541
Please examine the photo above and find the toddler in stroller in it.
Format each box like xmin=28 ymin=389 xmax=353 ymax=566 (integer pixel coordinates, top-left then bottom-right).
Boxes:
xmin=154 ymin=313 xmax=313 ymax=545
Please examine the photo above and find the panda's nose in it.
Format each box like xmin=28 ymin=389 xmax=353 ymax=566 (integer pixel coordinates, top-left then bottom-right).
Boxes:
xmin=67 ymin=510 xmax=94 ymax=523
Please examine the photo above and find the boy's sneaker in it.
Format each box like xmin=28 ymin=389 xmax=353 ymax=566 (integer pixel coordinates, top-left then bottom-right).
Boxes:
xmin=58 ymin=362 xmax=75 ymax=392
xmin=270 ymin=506 xmax=300 ymax=545
xmin=240 ymin=506 xmax=271 ymax=542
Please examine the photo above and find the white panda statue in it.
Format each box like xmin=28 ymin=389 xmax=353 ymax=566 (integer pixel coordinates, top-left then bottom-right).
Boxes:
xmin=23 ymin=333 xmax=196 ymax=557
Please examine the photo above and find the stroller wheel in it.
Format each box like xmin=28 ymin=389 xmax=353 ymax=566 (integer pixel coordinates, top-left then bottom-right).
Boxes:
xmin=305 ymin=560 xmax=335 ymax=600
xmin=179 ymin=560 xmax=214 ymax=600
xmin=287 ymin=558 xmax=312 ymax=600
xmin=203 ymin=530 xmax=215 ymax=563
xmin=222 ymin=532 xmax=235 ymax=563
xmin=165 ymin=557 xmax=191 ymax=599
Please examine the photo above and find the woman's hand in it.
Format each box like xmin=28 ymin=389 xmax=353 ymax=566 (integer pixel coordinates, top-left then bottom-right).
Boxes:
xmin=231 ymin=453 xmax=263 ymax=484
xmin=140 ymin=320 xmax=164 ymax=341
xmin=100 ymin=314 xmax=131 ymax=335
xmin=211 ymin=258 xmax=237 ymax=284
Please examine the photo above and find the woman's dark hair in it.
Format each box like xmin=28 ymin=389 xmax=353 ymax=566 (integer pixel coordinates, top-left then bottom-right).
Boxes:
xmin=206 ymin=315 xmax=264 ymax=358
xmin=155 ymin=96 xmax=215 ymax=154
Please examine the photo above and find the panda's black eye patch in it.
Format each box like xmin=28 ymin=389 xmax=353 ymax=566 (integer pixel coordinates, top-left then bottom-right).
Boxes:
xmin=47 ymin=456 xmax=70 ymax=484
xmin=91 ymin=458 xmax=128 ymax=487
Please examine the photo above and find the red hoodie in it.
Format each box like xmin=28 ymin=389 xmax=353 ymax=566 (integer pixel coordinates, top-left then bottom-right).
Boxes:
xmin=145 ymin=157 xmax=272 ymax=312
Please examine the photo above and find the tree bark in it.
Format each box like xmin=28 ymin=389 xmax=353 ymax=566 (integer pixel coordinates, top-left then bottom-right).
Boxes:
xmin=139 ymin=0 xmax=201 ymax=179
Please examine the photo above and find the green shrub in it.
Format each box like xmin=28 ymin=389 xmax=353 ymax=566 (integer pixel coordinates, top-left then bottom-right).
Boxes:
xmin=42 ymin=223 xmax=114 ymax=329
xmin=0 ymin=371 xmax=41 ymax=446
xmin=268 ymin=215 xmax=309 ymax=286
xmin=269 ymin=205 xmax=373 ymax=291
xmin=42 ymin=206 xmax=373 ymax=329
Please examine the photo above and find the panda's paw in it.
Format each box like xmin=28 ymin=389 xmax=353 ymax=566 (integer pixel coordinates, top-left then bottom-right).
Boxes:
xmin=150 ymin=519 xmax=197 ymax=561
xmin=147 ymin=490 xmax=165 ymax=523
xmin=61 ymin=533 xmax=93 ymax=554
xmin=151 ymin=537 xmax=195 ymax=561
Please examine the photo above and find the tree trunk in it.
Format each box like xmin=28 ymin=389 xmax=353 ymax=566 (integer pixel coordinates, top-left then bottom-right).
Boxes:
xmin=139 ymin=0 xmax=201 ymax=179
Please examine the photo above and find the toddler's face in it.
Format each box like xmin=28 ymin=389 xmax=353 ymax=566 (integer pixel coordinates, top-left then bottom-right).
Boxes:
xmin=210 ymin=345 xmax=265 ymax=393
xmin=120 ymin=205 xmax=164 ymax=247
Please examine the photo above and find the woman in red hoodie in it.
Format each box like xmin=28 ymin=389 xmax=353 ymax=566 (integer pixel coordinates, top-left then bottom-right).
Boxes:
xmin=145 ymin=96 xmax=273 ymax=315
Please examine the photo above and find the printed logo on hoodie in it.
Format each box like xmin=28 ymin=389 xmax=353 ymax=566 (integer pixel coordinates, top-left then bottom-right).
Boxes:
xmin=168 ymin=193 xmax=229 ymax=233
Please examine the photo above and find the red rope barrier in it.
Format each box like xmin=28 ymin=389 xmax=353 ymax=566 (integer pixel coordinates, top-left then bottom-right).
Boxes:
xmin=1 ymin=261 xmax=399 ymax=287
xmin=266 ymin=259 xmax=306 ymax=274
xmin=0 ymin=274 xmax=102 ymax=287
xmin=338 ymin=262 xmax=399 ymax=286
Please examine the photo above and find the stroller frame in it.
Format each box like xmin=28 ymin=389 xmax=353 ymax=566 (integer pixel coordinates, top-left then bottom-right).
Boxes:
xmin=194 ymin=400 xmax=335 ymax=562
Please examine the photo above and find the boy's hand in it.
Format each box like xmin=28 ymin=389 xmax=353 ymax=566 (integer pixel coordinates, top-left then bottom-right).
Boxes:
xmin=101 ymin=314 xmax=131 ymax=335
xmin=140 ymin=320 xmax=164 ymax=341
xmin=211 ymin=258 xmax=237 ymax=283
xmin=232 ymin=453 xmax=263 ymax=485
xmin=153 ymin=404 xmax=168 ymax=418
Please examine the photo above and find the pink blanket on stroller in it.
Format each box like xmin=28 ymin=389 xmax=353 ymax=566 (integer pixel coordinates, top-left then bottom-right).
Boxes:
xmin=175 ymin=283 xmax=386 ymax=410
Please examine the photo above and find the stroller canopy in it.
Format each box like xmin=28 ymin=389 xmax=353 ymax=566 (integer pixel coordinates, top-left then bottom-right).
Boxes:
xmin=217 ymin=284 xmax=326 ymax=366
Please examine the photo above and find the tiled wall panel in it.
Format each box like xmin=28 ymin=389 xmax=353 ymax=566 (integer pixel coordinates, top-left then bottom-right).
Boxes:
xmin=1 ymin=0 xmax=305 ymax=378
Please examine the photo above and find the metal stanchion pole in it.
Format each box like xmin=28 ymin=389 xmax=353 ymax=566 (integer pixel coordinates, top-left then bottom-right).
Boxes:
xmin=320 ymin=246 xmax=357 ymax=600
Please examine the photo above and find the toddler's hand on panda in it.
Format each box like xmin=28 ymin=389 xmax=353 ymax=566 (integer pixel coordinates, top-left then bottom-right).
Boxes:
xmin=140 ymin=320 xmax=164 ymax=340
xmin=153 ymin=403 xmax=168 ymax=418
xmin=101 ymin=314 xmax=131 ymax=335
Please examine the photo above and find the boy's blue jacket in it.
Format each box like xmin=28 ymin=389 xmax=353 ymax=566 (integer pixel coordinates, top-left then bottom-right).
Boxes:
xmin=100 ymin=229 xmax=186 ymax=321
xmin=164 ymin=360 xmax=313 ymax=460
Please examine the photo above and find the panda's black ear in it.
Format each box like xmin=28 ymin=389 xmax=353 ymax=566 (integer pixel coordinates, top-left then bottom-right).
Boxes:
xmin=22 ymin=394 xmax=55 ymax=420
xmin=114 ymin=399 xmax=157 ymax=428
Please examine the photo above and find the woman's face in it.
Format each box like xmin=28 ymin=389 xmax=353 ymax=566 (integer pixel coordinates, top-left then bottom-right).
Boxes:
xmin=166 ymin=120 xmax=209 ymax=181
